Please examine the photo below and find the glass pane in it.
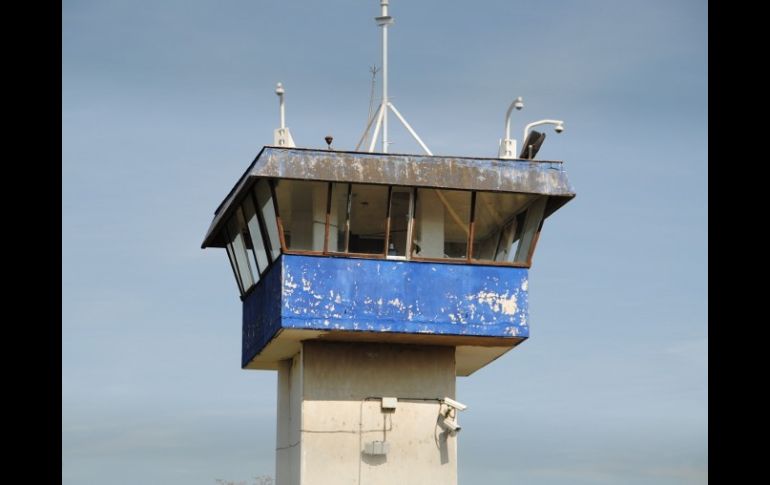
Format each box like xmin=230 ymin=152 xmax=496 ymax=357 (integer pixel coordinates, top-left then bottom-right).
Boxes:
xmin=255 ymin=179 xmax=281 ymax=260
xmin=348 ymin=184 xmax=388 ymax=254
xmin=514 ymin=196 xmax=547 ymax=263
xmin=329 ymin=183 xmax=350 ymax=252
xmin=387 ymin=187 xmax=412 ymax=257
xmin=274 ymin=180 xmax=328 ymax=251
xmin=472 ymin=192 xmax=538 ymax=262
xmin=494 ymin=219 xmax=521 ymax=263
xmin=413 ymin=189 xmax=470 ymax=259
xmin=226 ymin=216 xmax=256 ymax=290
xmin=234 ymin=207 xmax=261 ymax=281
xmin=242 ymin=195 xmax=270 ymax=273
xmin=225 ymin=241 xmax=244 ymax=295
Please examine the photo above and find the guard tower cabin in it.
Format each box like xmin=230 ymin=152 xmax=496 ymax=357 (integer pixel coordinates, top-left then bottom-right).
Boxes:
xmin=201 ymin=146 xmax=575 ymax=485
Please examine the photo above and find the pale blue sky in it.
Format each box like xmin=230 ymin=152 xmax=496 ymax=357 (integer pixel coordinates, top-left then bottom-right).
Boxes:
xmin=62 ymin=1 xmax=707 ymax=484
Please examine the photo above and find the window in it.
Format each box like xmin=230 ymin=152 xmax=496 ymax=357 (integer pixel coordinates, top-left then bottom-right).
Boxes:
xmin=225 ymin=213 xmax=256 ymax=292
xmin=347 ymin=184 xmax=389 ymax=255
xmin=233 ymin=206 xmax=263 ymax=279
xmin=225 ymin=241 xmax=243 ymax=295
xmin=413 ymin=189 xmax=471 ymax=260
xmin=472 ymin=192 xmax=537 ymax=262
xmin=243 ymin=177 xmax=547 ymax=267
xmin=242 ymin=194 xmax=270 ymax=273
xmin=254 ymin=179 xmax=281 ymax=261
xmin=513 ymin=196 xmax=547 ymax=263
xmin=387 ymin=187 xmax=413 ymax=257
xmin=471 ymin=193 xmax=546 ymax=264
xmin=274 ymin=179 xmax=328 ymax=252
xmin=328 ymin=183 xmax=350 ymax=252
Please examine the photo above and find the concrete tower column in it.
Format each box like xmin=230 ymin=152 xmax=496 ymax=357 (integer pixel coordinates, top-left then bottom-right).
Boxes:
xmin=276 ymin=341 xmax=458 ymax=485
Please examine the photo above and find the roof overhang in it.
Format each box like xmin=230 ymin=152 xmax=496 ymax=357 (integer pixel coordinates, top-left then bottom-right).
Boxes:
xmin=202 ymin=146 xmax=576 ymax=248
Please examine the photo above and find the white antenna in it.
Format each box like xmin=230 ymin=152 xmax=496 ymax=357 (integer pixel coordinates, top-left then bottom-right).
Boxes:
xmin=355 ymin=66 xmax=381 ymax=151
xmin=361 ymin=0 xmax=432 ymax=155
xmin=273 ymin=82 xmax=295 ymax=147
xmin=378 ymin=0 xmax=391 ymax=152
xmin=366 ymin=65 xmax=380 ymax=129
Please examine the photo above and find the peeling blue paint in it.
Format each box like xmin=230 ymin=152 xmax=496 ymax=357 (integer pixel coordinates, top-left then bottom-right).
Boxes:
xmin=241 ymin=259 xmax=283 ymax=367
xmin=242 ymin=254 xmax=529 ymax=367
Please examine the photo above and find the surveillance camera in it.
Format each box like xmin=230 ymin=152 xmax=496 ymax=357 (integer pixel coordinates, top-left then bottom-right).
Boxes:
xmin=514 ymin=96 xmax=524 ymax=110
xmin=442 ymin=397 xmax=467 ymax=412
xmin=554 ymin=123 xmax=564 ymax=133
xmin=275 ymin=82 xmax=285 ymax=95
xmin=442 ymin=416 xmax=462 ymax=435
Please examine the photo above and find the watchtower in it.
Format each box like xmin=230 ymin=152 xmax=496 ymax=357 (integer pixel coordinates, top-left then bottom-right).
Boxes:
xmin=201 ymin=2 xmax=575 ymax=484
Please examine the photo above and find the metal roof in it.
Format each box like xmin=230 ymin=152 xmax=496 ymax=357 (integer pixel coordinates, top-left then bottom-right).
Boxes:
xmin=202 ymin=146 xmax=576 ymax=248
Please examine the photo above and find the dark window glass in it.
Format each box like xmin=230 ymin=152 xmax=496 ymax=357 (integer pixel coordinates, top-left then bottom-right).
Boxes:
xmin=329 ymin=183 xmax=350 ymax=252
xmin=348 ymin=184 xmax=389 ymax=254
xmin=387 ymin=187 xmax=412 ymax=258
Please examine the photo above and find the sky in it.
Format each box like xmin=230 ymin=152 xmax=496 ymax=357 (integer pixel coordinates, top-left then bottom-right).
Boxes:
xmin=62 ymin=1 xmax=707 ymax=484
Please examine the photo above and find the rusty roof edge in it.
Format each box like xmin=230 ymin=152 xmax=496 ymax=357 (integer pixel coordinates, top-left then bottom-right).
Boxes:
xmin=253 ymin=145 xmax=566 ymax=164
xmin=251 ymin=147 xmax=576 ymax=195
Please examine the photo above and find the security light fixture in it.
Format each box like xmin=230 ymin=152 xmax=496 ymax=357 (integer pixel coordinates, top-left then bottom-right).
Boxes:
xmin=523 ymin=119 xmax=564 ymax=146
xmin=498 ymin=96 xmax=525 ymax=159
xmin=518 ymin=119 xmax=564 ymax=160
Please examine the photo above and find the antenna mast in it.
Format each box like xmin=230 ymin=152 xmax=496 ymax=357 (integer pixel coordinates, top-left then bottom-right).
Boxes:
xmin=378 ymin=0 xmax=391 ymax=152
xmin=366 ymin=0 xmax=432 ymax=155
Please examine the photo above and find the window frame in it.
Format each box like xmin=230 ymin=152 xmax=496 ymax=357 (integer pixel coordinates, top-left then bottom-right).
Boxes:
xmin=409 ymin=187 xmax=473 ymax=263
xmin=254 ymin=178 xmax=282 ymax=262
xmin=224 ymin=217 xmax=257 ymax=295
xmin=259 ymin=177 xmax=546 ymax=269
xmin=468 ymin=192 xmax=543 ymax=267
xmin=272 ymin=178 xmax=328 ymax=255
xmin=323 ymin=182 xmax=390 ymax=259
xmin=324 ymin=182 xmax=352 ymax=256
xmin=384 ymin=185 xmax=414 ymax=260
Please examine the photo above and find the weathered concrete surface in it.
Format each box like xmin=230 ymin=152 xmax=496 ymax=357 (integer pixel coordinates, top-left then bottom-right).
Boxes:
xmin=275 ymin=357 xmax=302 ymax=485
xmin=275 ymin=341 xmax=458 ymax=485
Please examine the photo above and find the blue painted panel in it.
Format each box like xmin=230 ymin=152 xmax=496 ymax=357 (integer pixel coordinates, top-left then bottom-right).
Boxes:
xmin=241 ymin=259 xmax=283 ymax=367
xmin=281 ymin=255 xmax=528 ymax=338
xmin=241 ymin=255 xmax=529 ymax=365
